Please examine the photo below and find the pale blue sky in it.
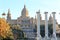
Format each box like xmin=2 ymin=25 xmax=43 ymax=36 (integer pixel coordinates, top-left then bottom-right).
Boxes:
xmin=0 ymin=0 xmax=60 ymax=24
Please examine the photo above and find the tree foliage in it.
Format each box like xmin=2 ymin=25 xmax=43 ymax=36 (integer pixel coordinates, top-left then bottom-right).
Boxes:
xmin=0 ymin=18 xmax=14 ymax=39
xmin=11 ymin=25 xmax=27 ymax=40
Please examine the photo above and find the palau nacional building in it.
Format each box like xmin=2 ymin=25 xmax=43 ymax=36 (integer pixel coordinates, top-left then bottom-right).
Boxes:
xmin=5 ymin=5 xmax=60 ymax=40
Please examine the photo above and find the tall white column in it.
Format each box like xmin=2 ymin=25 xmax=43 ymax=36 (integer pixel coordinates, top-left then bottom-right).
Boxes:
xmin=52 ymin=12 xmax=57 ymax=40
xmin=36 ymin=10 xmax=42 ymax=40
xmin=45 ymin=12 xmax=48 ymax=40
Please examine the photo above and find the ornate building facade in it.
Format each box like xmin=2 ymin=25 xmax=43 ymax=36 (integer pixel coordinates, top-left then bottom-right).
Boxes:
xmin=6 ymin=5 xmax=59 ymax=40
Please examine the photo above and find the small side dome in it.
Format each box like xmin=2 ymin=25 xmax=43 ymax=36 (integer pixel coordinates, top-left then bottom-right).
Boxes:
xmin=2 ymin=12 xmax=6 ymax=16
xmin=21 ymin=5 xmax=29 ymax=17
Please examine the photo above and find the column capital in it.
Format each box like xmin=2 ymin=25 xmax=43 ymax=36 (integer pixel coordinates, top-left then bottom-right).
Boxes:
xmin=44 ymin=12 xmax=48 ymax=14
xmin=52 ymin=12 xmax=56 ymax=14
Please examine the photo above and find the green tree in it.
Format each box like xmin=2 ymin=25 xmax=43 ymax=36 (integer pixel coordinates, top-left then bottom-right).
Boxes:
xmin=11 ymin=25 xmax=27 ymax=40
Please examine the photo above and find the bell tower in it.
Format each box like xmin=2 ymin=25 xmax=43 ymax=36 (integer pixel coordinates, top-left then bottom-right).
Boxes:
xmin=7 ymin=9 xmax=11 ymax=21
xmin=49 ymin=14 xmax=53 ymax=21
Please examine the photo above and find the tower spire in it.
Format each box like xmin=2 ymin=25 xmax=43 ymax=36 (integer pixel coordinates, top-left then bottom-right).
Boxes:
xmin=50 ymin=14 xmax=52 ymax=17
xmin=24 ymin=5 xmax=26 ymax=8
xmin=7 ymin=9 xmax=11 ymax=21
xmin=8 ymin=9 xmax=10 ymax=14
xmin=49 ymin=14 xmax=53 ymax=20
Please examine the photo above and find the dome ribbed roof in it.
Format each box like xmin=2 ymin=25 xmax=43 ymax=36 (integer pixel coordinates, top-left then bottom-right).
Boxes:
xmin=21 ymin=5 xmax=28 ymax=17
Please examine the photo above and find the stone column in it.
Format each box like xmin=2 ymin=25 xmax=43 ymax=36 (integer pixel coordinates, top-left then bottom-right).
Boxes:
xmin=52 ymin=12 xmax=57 ymax=40
xmin=45 ymin=12 xmax=48 ymax=40
xmin=36 ymin=10 xmax=42 ymax=40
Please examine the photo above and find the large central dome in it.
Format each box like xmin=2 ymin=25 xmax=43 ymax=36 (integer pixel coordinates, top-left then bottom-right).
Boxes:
xmin=21 ymin=5 xmax=29 ymax=17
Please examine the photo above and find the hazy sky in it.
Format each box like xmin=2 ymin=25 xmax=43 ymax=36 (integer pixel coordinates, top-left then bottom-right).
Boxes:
xmin=0 ymin=0 xmax=60 ymax=24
